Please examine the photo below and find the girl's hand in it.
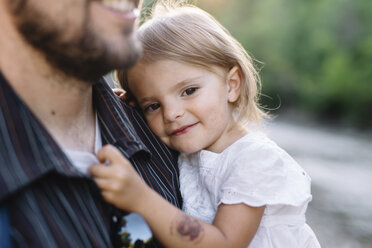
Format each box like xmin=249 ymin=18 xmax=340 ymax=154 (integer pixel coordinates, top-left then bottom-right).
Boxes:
xmin=89 ymin=145 xmax=149 ymax=212
xmin=112 ymin=88 xmax=136 ymax=107
xmin=113 ymin=88 xmax=125 ymax=98
xmin=90 ymin=147 xmax=264 ymax=248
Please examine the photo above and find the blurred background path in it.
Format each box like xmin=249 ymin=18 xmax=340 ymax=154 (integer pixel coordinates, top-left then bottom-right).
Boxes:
xmin=266 ymin=116 xmax=372 ymax=248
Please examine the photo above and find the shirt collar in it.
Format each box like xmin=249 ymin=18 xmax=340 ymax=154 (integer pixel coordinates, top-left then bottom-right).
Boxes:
xmin=0 ymin=72 xmax=76 ymax=202
xmin=0 ymin=73 xmax=149 ymax=202
xmin=93 ymin=78 xmax=151 ymax=158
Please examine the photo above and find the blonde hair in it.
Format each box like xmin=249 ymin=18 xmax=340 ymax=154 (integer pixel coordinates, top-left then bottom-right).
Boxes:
xmin=117 ymin=1 xmax=267 ymax=124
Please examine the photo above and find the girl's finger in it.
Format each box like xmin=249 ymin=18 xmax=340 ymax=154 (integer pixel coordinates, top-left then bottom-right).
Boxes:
xmin=113 ymin=88 xmax=125 ymax=97
xmin=93 ymin=178 xmax=112 ymax=191
xmin=97 ymin=145 xmax=130 ymax=165
xmin=89 ymin=164 xmax=113 ymax=178
xmin=101 ymin=191 xmax=115 ymax=204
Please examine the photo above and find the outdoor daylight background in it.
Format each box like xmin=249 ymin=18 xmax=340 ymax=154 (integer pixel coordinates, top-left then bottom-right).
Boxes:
xmin=140 ymin=0 xmax=372 ymax=247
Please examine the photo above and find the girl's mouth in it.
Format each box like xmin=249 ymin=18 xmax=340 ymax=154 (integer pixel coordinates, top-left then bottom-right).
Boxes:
xmin=171 ymin=122 xmax=199 ymax=136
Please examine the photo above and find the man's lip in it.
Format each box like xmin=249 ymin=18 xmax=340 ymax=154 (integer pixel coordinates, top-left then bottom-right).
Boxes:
xmin=101 ymin=7 xmax=139 ymax=21
xmin=97 ymin=1 xmax=140 ymax=22
xmin=171 ymin=123 xmax=199 ymax=136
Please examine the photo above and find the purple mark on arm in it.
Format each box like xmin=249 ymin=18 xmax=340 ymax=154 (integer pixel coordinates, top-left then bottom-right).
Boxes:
xmin=175 ymin=214 xmax=203 ymax=241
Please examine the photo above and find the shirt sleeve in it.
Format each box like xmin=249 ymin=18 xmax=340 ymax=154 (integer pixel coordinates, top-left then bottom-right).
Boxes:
xmin=218 ymin=142 xmax=312 ymax=207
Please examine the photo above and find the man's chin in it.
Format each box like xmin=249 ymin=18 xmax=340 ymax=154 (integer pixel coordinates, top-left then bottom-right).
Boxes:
xmin=115 ymin=42 xmax=143 ymax=69
xmin=12 ymin=0 xmax=142 ymax=83
xmin=52 ymin=55 xmax=141 ymax=83
xmin=34 ymin=32 xmax=142 ymax=83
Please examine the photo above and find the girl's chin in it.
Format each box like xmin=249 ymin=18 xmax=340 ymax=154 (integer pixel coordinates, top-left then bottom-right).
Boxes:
xmin=176 ymin=146 xmax=203 ymax=154
xmin=167 ymin=139 xmax=205 ymax=154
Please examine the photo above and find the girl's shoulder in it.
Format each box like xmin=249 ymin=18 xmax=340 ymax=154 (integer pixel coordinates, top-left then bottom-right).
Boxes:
xmin=218 ymin=131 xmax=312 ymax=207
xmin=228 ymin=131 xmax=304 ymax=173
xmin=227 ymin=131 xmax=311 ymax=186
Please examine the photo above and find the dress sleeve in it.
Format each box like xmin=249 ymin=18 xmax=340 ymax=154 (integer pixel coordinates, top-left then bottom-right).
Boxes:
xmin=218 ymin=142 xmax=312 ymax=207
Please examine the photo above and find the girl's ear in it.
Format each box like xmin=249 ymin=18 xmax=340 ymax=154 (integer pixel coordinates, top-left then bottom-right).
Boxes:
xmin=227 ymin=66 xmax=242 ymax=103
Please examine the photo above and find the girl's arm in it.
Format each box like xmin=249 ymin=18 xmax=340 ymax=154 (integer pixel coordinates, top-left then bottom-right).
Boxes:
xmin=90 ymin=145 xmax=265 ymax=248
xmin=140 ymin=189 xmax=264 ymax=248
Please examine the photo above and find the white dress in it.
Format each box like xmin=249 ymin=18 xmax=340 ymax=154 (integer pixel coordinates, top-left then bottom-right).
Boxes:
xmin=178 ymin=132 xmax=321 ymax=248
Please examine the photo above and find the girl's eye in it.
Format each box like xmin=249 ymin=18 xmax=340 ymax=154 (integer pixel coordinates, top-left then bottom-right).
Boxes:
xmin=181 ymin=87 xmax=198 ymax=96
xmin=144 ymin=103 xmax=160 ymax=113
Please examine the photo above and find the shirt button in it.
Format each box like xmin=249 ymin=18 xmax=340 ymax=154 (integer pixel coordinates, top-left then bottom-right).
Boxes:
xmin=112 ymin=216 xmax=118 ymax=223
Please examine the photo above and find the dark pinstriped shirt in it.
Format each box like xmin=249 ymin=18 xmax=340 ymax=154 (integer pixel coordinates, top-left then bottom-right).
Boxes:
xmin=0 ymin=72 xmax=182 ymax=247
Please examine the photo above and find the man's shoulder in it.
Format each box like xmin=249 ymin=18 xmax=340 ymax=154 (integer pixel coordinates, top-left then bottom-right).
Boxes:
xmin=93 ymin=77 xmax=177 ymax=160
xmin=119 ymin=99 xmax=179 ymax=163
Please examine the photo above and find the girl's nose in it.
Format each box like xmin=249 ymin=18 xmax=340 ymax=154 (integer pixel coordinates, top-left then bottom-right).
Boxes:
xmin=163 ymin=104 xmax=184 ymax=122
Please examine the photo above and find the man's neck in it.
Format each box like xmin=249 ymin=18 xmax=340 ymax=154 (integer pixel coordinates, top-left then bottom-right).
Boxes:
xmin=0 ymin=16 xmax=96 ymax=152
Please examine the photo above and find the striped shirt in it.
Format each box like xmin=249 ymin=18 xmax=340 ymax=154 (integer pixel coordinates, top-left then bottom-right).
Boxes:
xmin=0 ymin=72 xmax=182 ymax=247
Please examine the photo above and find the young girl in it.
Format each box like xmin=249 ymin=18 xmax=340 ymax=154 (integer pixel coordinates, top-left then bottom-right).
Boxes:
xmin=90 ymin=2 xmax=321 ymax=247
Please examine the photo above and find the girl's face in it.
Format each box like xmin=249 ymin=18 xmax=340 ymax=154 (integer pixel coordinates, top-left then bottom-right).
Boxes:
xmin=127 ymin=60 xmax=243 ymax=153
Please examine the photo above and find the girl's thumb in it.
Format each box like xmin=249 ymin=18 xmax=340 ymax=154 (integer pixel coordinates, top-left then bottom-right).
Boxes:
xmin=96 ymin=145 xmax=126 ymax=165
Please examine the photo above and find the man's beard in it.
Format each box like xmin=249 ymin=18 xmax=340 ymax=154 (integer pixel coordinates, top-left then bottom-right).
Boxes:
xmin=11 ymin=0 xmax=141 ymax=83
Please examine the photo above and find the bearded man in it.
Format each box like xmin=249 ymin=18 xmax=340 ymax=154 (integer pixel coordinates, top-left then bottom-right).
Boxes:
xmin=0 ymin=0 xmax=181 ymax=247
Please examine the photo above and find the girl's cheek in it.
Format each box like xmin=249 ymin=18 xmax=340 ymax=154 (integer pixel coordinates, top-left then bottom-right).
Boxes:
xmin=148 ymin=117 xmax=163 ymax=136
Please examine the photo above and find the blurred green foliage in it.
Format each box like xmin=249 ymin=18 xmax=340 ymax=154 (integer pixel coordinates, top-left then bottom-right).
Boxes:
xmin=202 ymin=0 xmax=372 ymax=127
xmin=143 ymin=0 xmax=372 ymax=127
